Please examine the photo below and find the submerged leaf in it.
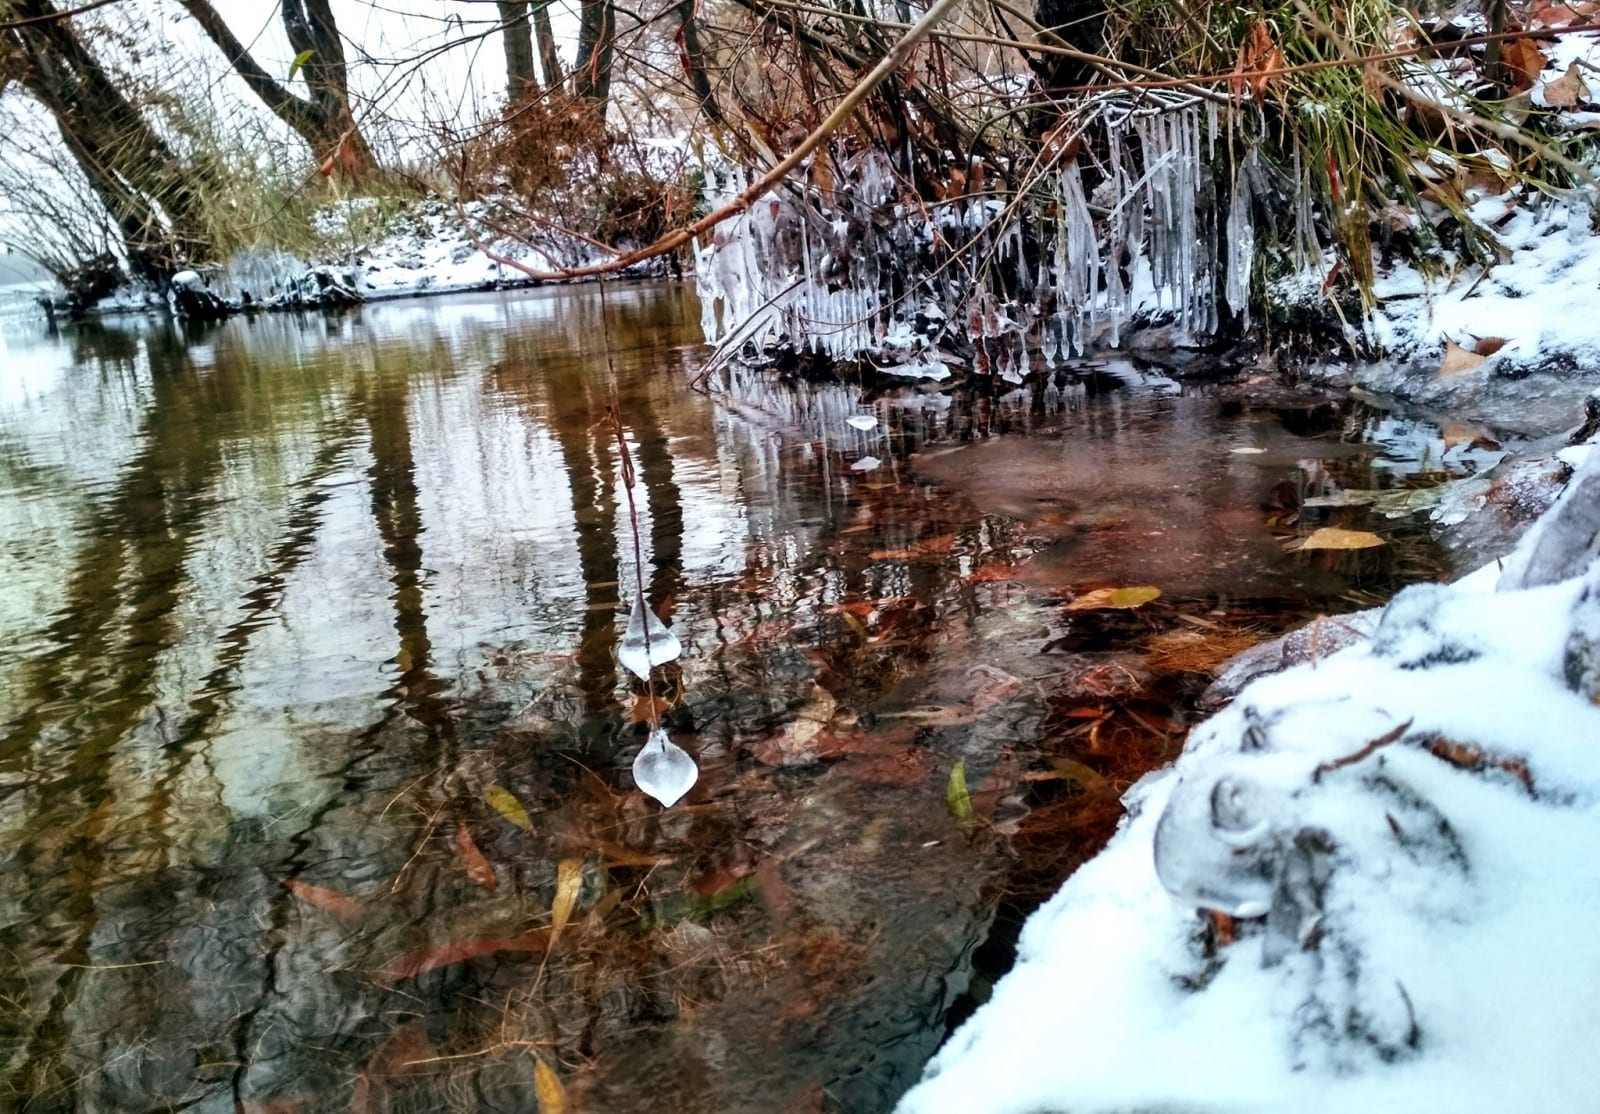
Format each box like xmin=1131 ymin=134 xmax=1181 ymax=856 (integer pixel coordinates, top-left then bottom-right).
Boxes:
xmin=381 ymin=930 xmax=551 ymax=983
xmin=619 ymin=597 xmax=682 ymax=680
xmin=533 ymin=1056 xmax=568 ymax=1113
xmin=283 ymin=880 xmax=365 ymax=924
xmin=483 ymin=785 xmax=533 ymax=831
xmin=1065 ymin=585 xmax=1161 ymax=611
xmin=1298 ymin=527 xmax=1386 ymax=550
xmin=455 ymin=822 xmax=496 ymax=891
xmin=946 ymin=760 xmax=973 ymax=824
xmin=551 ymin=858 xmax=582 ymax=943
xmin=633 ymin=728 xmax=698 ymax=807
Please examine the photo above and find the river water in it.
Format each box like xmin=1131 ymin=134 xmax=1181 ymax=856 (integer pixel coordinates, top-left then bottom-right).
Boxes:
xmin=0 ymin=282 xmax=1489 ymax=1112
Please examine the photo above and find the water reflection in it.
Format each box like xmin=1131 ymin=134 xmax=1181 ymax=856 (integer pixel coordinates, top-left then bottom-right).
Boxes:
xmin=0 ymin=286 xmax=1474 ymax=1113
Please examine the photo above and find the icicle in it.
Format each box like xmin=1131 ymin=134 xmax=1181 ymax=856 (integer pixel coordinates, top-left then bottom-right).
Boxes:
xmin=1226 ymin=149 xmax=1257 ymax=326
xmin=633 ymin=728 xmax=698 ymax=807
xmin=618 ymin=597 xmax=682 ymax=680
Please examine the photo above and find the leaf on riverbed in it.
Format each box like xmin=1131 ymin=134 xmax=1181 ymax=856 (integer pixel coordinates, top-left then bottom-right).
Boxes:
xmin=351 ymin=1022 xmax=434 ymax=1114
xmin=1438 ymin=337 xmax=1488 ymax=377
xmin=1065 ymin=585 xmax=1161 ymax=611
xmin=966 ymin=561 xmax=1025 ymax=582
xmin=1297 ymin=527 xmax=1386 ymax=550
xmin=1046 ymin=756 xmax=1106 ymax=788
xmin=532 ymin=1056 xmax=568 ymax=1113
xmin=551 ymin=858 xmax=582 ymax=943
xmin=946 ymin=760 xmax=973 ymax=824
xmin=455 ymin=821 xmax=496 ymax=891
xmin=382 ymin=929 xmax=551 ymax=982
xmin=283 ymin=880 xmax=365 ymax=924
xmin=483 ymin=785 xmax=532 ymax=831
xmin=630 ymin=694 xmax=674 ymax=724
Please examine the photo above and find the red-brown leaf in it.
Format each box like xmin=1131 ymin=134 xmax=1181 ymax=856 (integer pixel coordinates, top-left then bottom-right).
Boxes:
xmin=455 ymin=821 xmax=496 ymax=891
xmin=284 ymin=880 xmax=365 ymax=924
xmin=351 ymin=1022 xmax=435 ymax=1114
xmin=381 ymin=929 xmax=551 ymax=983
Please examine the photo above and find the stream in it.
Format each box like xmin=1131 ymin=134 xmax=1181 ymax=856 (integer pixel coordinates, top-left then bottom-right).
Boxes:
xmin=0 ymin=282 xmax=1500 ymax=1112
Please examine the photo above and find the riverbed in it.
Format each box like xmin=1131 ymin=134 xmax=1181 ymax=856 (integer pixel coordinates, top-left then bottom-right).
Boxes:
xmin=0 ymin=282 xmax=1501 ymax=1112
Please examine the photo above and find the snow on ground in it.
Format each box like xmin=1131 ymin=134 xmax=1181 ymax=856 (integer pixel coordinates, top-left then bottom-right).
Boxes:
xmin=311 ymin=198 xmax=593 ymax=301
xmin=1341 ymin=27 xmax=1600 ymax=429
xmin=897 ymin=435 xmax=1600 ymax=1113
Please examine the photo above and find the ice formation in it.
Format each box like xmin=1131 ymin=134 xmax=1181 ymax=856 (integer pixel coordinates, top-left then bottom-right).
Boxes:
xmin=632 ymin=728 xmax=698 ymax=808
xmin=694 ymin=94 xmax=1271 ymax=372
xmin=618 ymin=596 xmax=683 ymax=680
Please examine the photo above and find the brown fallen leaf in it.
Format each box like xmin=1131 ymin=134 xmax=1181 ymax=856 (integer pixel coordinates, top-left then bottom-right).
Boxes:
xmin=351 ymin=1022 xmax=435 ymax=1114
xmin=965 ymin=562 xmax=1024 ymax=582
xmin=1297 ymin=527 xmax=1386 ymax=551
xmin=1065 ymin=585 xmax=1162 ymax=611
xmin=1438 ymin=337 xmax=1488 ymax=377
xmin=1542 ymin=59 xmax=1591 ymax=108
xmin=284 ymin=880 xmax=366 ymax=924
xmin=551 ymin=858 xmax=582 ymax=943
xmin=455 ymin=821 xmax=496 ymax=891
xmin=630 ymin=694 xmax=674 ymax=724
xmin=1501 ymin=37 xmax=1548 ymax=93
xmin=1470 ymin=335 xmax=1509 ymax=357
xmin=381 ymin=929 xmax=551 ymax=983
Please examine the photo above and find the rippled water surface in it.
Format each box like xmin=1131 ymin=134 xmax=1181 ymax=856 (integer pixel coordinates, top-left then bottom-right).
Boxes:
xmin=0 ymin=284 xmax=1489 ymax=1113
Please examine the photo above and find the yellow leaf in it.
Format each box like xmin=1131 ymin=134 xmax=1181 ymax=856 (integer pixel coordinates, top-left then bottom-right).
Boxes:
xmin=1299 ymin=527 xmax=1386 ymax=550
xmin=1438 ymin=338 xmax=1487 ymax=377
xmin=532 ymin=1056 xmax=568 ymax=1113
xmin=1065 ymin=585 xmax=1162 ymax=611
xmin=483 ymin=785 xmax=532 ymax=832
xmin=946 ymin=760 xmax=973 ymax=825
xmin=551 ymin=858 xmax=582 ymax=943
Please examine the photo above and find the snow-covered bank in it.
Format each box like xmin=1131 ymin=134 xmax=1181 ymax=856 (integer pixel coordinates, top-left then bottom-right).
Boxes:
xmin=897 ymin=432 xmax=1600 ymax=1113
xmin=64 ymin=196 xmax=662 ymax=320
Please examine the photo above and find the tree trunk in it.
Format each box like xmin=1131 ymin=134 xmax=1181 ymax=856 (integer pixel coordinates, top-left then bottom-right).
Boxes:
xmin=3 ymin=0 xmax=211 ymax=276
xmin=1033 ymin=0 xmax=1107 ymax=90
xmin=177 ymin=0 xmax=374 ymax=176
xmin=572 ymin=0 xmax=615 ymax=108
xmin=497 ymin=0 xmax=539 ymax=101
xmin=676 ymin=0 xmax=722 ymax=123
xmin=534 ymin=1 xmax=563 ymax=90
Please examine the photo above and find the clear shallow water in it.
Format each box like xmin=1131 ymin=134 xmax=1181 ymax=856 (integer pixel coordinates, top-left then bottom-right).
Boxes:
xmin=0 ymin=285 xmax=1484 ymax=1112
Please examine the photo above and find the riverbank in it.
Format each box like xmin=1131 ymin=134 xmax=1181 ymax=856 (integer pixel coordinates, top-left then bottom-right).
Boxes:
xmin=894 ymin=411 xmax=1600 ymax=1107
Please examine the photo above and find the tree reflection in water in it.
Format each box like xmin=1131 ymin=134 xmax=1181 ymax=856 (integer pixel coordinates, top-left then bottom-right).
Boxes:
xmin=0 ymin=284 xmax=1453 ymax=1113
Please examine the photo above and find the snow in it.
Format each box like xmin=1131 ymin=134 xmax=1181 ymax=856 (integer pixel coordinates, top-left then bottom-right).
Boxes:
xmin=898 ymin=448 xmax=1600 ymax=1114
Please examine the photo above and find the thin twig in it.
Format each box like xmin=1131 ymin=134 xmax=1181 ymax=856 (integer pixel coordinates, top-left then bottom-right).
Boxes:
xmin=1312 ymin=718 xmax=1414 ymax=782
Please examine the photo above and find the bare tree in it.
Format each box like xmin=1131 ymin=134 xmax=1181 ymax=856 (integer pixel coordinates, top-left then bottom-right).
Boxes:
xmin=497 ymin=0 xmax=538 ymax=100
xmin=572 ymin=0 xmax=615 ymax=106
xmin=0 ymin=0 xmax=211 ymax=276
xmin=175 ymin=0 xmax=376 ymax=177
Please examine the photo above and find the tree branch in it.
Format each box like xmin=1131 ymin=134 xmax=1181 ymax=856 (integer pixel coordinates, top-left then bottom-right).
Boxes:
xmin=174 ymin=0 xmax=320 ymax=137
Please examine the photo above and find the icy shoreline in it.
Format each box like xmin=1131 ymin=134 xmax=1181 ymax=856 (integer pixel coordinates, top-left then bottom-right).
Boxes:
xmin=894 ymin=418 xmax=1600 ymax=1109
xmin=60 ymin=198 xmax=672 ymax=321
